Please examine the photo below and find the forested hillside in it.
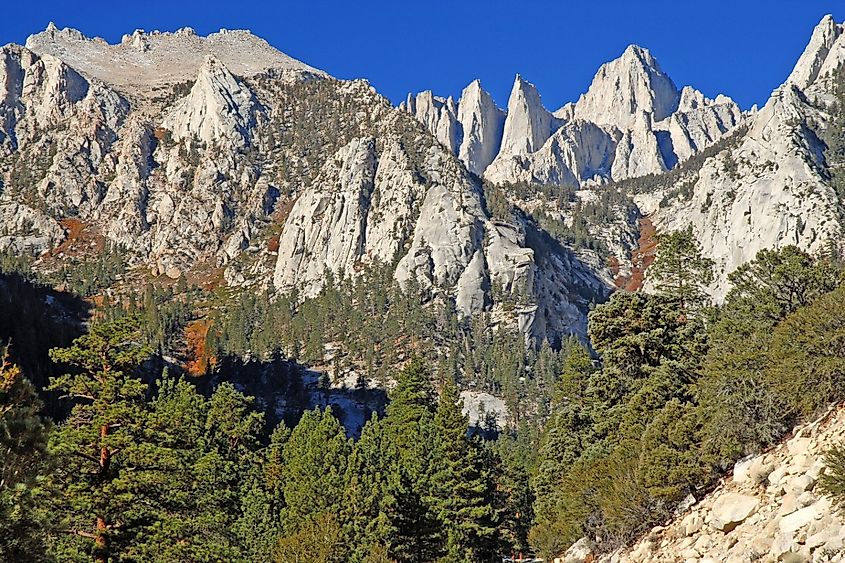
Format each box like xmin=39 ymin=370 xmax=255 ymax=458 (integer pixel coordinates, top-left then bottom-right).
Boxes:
xmin=5 ymin=231 xmax=845 ymax=562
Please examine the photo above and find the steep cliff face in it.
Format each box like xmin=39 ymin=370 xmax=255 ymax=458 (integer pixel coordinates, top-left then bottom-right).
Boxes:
xmin=647 ymin=15 xmax=845 ymax=299
xmin=270 ymin=117 xmax=606 ymax=341
xmin=661 ymin=88 xmax=744 ymax=163
xmin=785 ymin=14 xmax=843 ymax=92
xmin=4 ymin=16 xmax=841 ymax=345
xmin=0 ymin=41 xmax=129 ymax=255
xmin=273 ymin=137 xmax=423 ymax=296
xmin=484 ymin=120 xmax=619 ymax=187
xmin=0 ymin=26 xmax=316 ymax=279
xmin=498 ymin=75 xmax=557 ymax=158
xmin=400 ymin=91 xmax=460 ymax=154
xmin=610 ymin=111 xmax=667 ymax=180
xmin=457 ymin=79 xmax=506 ymax=175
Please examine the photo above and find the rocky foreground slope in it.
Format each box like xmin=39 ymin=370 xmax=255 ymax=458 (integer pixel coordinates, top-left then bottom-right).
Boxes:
xmin=557 ymin=405 xmax=845 ymax=563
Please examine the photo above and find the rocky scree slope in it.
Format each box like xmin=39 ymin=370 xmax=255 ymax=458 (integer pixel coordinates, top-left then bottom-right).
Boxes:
xmin=579 ymin=404 xmax=845 ymax=563
xmin=0 ymin=24 xmax=607 ymax=343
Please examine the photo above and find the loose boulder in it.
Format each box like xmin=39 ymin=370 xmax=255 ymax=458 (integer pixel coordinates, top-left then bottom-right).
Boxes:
xmin=709 ymin=493 xmax=758 ymax=532
xmin=555 ymin=537 xmax=596 ymax=563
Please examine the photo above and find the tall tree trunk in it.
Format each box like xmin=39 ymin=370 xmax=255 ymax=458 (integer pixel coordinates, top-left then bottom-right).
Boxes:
xmin=95 ymin=516 xmax=107 ymax=563
xmin=95 ymin=423 xmax=110 ymax=563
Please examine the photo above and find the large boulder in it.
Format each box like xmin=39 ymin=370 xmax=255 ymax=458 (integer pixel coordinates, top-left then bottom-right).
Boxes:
xmin=709 ymin=493 xmax=758 ymax=532
xmin=554 ymin=537 xmax=595 ymax=563
xmin=779 ymin=504 xmax=820 ymax=534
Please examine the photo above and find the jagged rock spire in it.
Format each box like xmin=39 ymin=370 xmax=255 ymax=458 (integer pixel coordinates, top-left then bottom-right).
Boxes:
xmin=161 ymin=55 xmax=258 ymax=148
xmin=456 ymin=79 xmax=505 ymax=175
xmin=574 ymin=44 xmax=680 ymax=128
xmin=402 ymin=90 xmax=460 ymax=153
xmin=786 ymin=14 xmax=843 ymax=91
xmin=498 ymin=74 xmax=554 ymax=157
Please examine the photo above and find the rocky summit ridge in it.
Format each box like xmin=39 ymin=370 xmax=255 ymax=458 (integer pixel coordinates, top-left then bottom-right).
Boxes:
xmin=403 ymin=44 xmax=744 ymax=187
xmin=23 ymin=22 xmax=325 ymax=92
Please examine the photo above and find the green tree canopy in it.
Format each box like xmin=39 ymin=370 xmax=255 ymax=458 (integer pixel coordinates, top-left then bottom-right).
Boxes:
xmin=280 ymin=408 xmax=351 ymax=534
xmin=648 ymin=226 xmax=714 ymax=310
xmin=430 ymin=379 xmax=500 ymax=561
xmin=0 ymin=349 xmax=51 ymax=562
xmin=46 ymin=316 xmax=151 ymax=563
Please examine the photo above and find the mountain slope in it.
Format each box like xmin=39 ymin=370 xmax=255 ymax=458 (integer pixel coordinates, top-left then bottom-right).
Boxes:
xmin=645 ymin=15 xmax=845 ymax=298
xmin=2 ymin=16 xmax=844 ymax=344
xmin=0 ymin=26 xmax=608 ymax=344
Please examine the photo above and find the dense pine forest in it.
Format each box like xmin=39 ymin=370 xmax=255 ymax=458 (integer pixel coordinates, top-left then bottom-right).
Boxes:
xmin=3 ymin=228 xmax=845 ymax=563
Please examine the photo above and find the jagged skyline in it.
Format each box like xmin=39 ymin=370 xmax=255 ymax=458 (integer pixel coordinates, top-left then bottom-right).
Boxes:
xmin=2 ymin=1 xmax=843 ymax=111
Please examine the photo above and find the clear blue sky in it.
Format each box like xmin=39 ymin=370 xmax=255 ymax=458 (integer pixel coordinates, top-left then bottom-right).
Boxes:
xmin=1 ymin=1 xmax=842 ymax=111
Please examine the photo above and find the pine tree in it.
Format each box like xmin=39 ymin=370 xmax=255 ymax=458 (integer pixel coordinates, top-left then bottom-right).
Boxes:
xmin=697 ymin=246 xmax=840 ymax=461
xmin=46 ymin=317 xmax=151 ymax=563
xmin=362 ymin=542 xmax=397 ymax=563
xmin=0 ymin=348 xmax=51 ymax=562
xmin=636 ymin=399 xmax=711 ymax=501
xmin=124 ymin=377 xmax=264 ymax=562
xmin=280 ymin=408 xmax=350 ymax=531
xmin=648 ymin=226 xmax=714 ymax=310
xmin=382 ymin=469 xmax=443 ymax=563
xmin=767 ymin=284 xmax=845 ymax=416
xmin=342 ymin=415 xmax=394 ymax=561
xmin=725 ymin=245 xmax=841 ymax=321
xmin=273 ymin=512 xmax=345 ymax=563
xmin=533 ymin=339 xmax=559 ymax=416
xmin=430 ymin=379 xmax=499 ymax=562
xmin=696 ymin=307 xmax=785 ymax=461
xmin=236 ymin=423 xmax=290 ymax=563
xmin=47 ymin=328 xmax=265 ymax=562
xmin=491 ymin=428 xmax=536 ymax=556
xmin=383 ymin=357 xmax=437 ymax=481
xmin=533 ymin=340 xmax=596 ymax=522
xmin=531 ymin=292 xmax=709 ymax=555
xmin=386 ymin=358 xmax=436 ymax=429
xmin=376 ymin=359 xmax=444 ymax=562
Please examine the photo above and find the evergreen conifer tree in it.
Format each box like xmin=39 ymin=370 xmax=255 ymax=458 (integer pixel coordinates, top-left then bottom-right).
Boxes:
xmin=46 ymin=317 xmax=151 ymax=563
xmin=280 ymin=408 xmax=350 ymax=532
xmin=430 ymin=379 xmax=500 ymax=562
xmin=0 ymin=348 xmax=51 ymax=562
xmin=649 ymin=226 xmax=714 ymax=310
